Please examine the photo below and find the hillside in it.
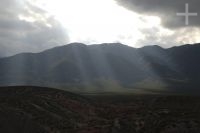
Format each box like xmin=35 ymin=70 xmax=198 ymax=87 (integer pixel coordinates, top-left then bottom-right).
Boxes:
xmin=1 ymin=86 xmax=200 ymax=133
xmin=0 ymin=43 xmax=200 ymax=93
xmin=0 ymin=86 xmax=95 ymax=133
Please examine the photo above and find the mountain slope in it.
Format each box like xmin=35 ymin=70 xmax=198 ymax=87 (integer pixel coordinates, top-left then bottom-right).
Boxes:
xmin=0 ymin=43 xmax=200 ymax=93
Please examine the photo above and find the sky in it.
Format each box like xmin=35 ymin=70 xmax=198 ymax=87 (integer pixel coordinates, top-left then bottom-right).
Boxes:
xmin=0 ymin=0 xmax=200 ymax=56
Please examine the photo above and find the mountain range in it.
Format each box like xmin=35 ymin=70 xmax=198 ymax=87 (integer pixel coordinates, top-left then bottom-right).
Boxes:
xmin=0 ymin=43 xmax=200 ymax=94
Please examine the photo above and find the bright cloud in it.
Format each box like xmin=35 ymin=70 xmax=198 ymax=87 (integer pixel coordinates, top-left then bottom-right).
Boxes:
xmin=0 ymin=0 xmax=200 ymax=56
xmin=25 ymin=0 xmax=175 ymax=47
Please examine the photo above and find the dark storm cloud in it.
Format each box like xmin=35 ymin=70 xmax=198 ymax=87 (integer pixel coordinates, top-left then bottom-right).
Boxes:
xmin=0 ymin=0 xmax=69 ymax=57
xmin=116 ymin=0 xmax=200 ymax=29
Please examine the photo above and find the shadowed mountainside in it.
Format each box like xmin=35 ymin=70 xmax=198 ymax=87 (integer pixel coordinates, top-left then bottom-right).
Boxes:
xmin=0 ymin=43 xmax=200 ymax=93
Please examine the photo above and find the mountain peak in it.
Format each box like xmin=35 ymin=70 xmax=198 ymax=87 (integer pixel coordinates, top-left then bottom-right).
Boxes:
xmin=169 ymin=43 xmax=200 ymax=50
xmin=140 ymin=45 xmax=164 ymax=50
xmin=67 ymin=42 xmax=87 ymax=47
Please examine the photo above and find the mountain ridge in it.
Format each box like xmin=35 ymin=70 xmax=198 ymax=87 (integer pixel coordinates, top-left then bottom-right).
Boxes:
xmin=2 ymin=43 xmax=196 ymax=58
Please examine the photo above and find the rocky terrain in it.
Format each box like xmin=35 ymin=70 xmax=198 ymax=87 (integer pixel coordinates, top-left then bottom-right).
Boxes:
xmin=0 ymin=86 xmax=200 ymax=133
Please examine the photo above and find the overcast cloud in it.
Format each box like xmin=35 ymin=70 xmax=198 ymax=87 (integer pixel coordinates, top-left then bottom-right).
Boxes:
xmin=115 ymin=0 xmax=200 ymax=29
xmin=0 ymin=0 xmax=69 ymax=57
xmin=115 ymin=0 xmax=200 ymax=47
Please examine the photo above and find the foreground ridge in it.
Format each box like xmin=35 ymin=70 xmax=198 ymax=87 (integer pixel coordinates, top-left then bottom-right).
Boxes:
xmin=0 ymin=86 xmax=200 ymax=133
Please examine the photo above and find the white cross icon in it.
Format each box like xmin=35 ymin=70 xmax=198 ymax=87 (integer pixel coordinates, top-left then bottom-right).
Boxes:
xmin=176 ymin=3 xmax=198 ymax=25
